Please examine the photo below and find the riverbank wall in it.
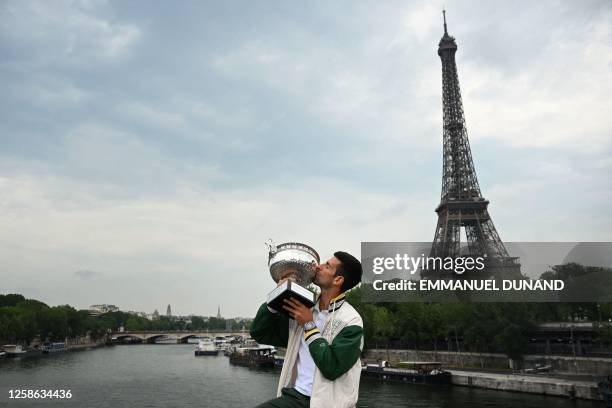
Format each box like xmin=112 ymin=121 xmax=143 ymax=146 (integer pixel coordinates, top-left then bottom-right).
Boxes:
xmin=365 ymin=349 xmax=612 ymax=376
xmin=449 ymin=369 xmax=602 ymax=400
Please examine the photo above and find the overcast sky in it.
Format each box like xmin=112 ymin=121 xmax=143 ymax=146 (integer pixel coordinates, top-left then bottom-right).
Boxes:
xmin=1 ymin=0 xmax=611 ymax=317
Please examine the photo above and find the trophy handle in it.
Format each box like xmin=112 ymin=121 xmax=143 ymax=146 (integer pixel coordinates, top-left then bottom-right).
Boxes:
xmin=265 ymin=238 xmax=277 ymax=255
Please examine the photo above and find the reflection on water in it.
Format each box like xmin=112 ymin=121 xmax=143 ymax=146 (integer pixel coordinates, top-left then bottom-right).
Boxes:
xmin=0 ymin=345 xmax=602 ymax=408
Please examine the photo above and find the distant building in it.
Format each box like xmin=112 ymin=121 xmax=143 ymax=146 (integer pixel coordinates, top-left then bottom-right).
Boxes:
xmin=216 ymin=305 xmax=222 ymax=319
xmin=166 ymin=304 xmax=172 ymax=316
xmin=88 ymin=304 xmax=119 ymax=316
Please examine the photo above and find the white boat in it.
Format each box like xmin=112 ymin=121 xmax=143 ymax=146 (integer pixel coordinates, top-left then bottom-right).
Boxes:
xmin=195 ymin=340 xmax=218 ymax=356
xmin=154 ymin=336 xmax=177 ymax=344
xmin=187 ymin=336 xmax=211 ymax=344
xmin=242 ymin=338 xmax=258 ymax=348
xmin=3 ymin=344 xmax=27 ymax=357
xmin=41 ymin=342 xmax=66 ymax=353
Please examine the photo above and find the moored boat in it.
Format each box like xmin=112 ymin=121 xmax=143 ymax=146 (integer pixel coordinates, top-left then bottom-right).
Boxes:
xmin=229 ymin=346 xmax=275 ymax=369
xmin=195 ymin=340 xmax=218 ymax=356
xmin=154 ymin=336 xmax=177 ymax=344
xmin=41 ymin=342 xmax=66 ymax=354
xmin=2 ymin=344 xmax=27 ymax=358
xmin=361 ymin=361 xmax=452 ymax=385
xmin=188 ymin=336 xmax=211 ymax=344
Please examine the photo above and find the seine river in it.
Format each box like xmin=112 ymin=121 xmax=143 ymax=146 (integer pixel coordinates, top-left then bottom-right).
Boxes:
xmin=0 ymin=345 xmax=603 ymax=407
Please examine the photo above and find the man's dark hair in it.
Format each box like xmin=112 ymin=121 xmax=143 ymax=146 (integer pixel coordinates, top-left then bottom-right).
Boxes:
xmin=333 ymin=251 xmax=362 ymax=292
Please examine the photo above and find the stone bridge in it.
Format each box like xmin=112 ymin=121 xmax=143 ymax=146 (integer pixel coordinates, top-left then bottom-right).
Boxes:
xmin=110 ymin=330 xmax=248 ymax=344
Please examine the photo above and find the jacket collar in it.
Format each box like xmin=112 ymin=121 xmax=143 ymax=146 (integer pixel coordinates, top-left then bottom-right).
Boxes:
xmin=316 ymin=291 xmax=346 ymax=312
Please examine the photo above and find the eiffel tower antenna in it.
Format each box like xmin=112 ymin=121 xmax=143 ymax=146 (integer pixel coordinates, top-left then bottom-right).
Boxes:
xmin=442 ymin=8 xmax=448 ymax=35
xmin=429 ymin=11 xmax=520 ymax=275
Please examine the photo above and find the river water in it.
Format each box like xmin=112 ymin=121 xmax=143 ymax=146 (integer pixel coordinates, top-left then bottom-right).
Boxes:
xmin=0 ymin=345 xmax=602 ymax=407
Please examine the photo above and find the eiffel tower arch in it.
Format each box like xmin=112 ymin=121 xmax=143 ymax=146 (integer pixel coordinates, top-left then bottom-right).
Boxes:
xmin=428 ymin=11 xmax=520 ymax=278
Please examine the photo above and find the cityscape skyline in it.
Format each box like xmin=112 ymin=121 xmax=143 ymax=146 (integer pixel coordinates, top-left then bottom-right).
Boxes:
xmin=88 ymin=302 xmax=255 ymax=320
xmin=1 ymin=1 xmax=611 ymax=316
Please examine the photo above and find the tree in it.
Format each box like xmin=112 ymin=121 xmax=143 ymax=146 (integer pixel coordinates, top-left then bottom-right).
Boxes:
xmin=0 ymin=294 xmax=26 ymax=307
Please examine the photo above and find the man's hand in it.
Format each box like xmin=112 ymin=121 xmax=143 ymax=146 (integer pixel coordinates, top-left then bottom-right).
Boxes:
xmin=282 ymin=298 xmax=313 ymax=326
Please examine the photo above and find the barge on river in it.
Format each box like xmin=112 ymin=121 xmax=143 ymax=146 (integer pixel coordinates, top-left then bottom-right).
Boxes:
xmin=361 ymin=361 xmax=452 ymax=385
xmin=41 ymin=342 xmax=66 ymax=354
xmin=228 ymin=346 xmax=275 ymax=369
xmin=1 ymin=344 xmax=42 ymax=358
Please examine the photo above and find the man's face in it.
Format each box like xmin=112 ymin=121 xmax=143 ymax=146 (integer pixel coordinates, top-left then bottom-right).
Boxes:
xmin=313 ymin=256 xmax=343 ymax=289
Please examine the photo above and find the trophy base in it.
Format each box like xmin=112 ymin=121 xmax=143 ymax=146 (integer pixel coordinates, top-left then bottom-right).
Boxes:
xmin=267 ymin=281 xmax=316 ymax=317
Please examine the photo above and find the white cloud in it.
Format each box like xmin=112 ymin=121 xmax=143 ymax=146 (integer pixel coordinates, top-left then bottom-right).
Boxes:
xmin=209 ymin=16 xmax=440 ymax=150
xmin=461 ymin=18 xmax=612 ymax=153
xmin=117 ymin=102 xmax=188 ymax=132
xmin=0 ymin=172 xmax=429 ymax=315
xmin=403 ymin=2 xmax=441 ymax=43
xmin=57 ymin=122 xmax=223 ymax=193
xmin=0 ymin=0 xmax=141 ymax=64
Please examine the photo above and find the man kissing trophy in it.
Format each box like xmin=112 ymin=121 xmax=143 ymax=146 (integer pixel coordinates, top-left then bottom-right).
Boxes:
xmin=265 ymin=240 xmax=319 ymax=316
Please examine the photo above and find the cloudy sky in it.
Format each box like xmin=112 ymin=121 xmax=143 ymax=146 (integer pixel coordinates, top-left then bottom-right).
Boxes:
xmin=1 ymin=0 xmax=611 ymax=317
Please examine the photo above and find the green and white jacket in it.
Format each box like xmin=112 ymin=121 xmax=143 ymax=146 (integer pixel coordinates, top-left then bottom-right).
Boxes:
xmin=250 ymin=292 xmax=363 ymax=408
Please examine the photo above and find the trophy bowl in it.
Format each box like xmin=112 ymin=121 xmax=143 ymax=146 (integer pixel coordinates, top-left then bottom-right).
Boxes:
xmin=266 ymin=241 xmax=320 ymax=315
xmin=267 ymin=241 xmax=320 ymax=287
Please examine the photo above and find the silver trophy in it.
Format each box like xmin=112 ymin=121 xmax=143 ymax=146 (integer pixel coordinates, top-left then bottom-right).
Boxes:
xmin=266 ymin=240 xmax=319 ymax=315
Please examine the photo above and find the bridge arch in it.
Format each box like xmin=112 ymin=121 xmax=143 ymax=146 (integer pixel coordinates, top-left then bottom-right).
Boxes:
xmin=114 ymin=334 xmax=145 ymax=343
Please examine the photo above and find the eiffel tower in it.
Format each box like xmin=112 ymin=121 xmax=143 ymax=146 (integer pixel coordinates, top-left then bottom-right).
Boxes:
xmin=429 ymin=11 xmax=519 ymax=275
